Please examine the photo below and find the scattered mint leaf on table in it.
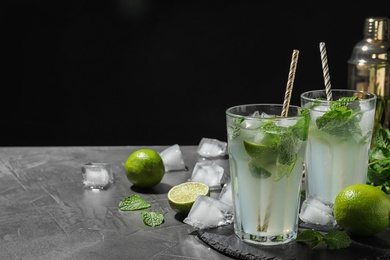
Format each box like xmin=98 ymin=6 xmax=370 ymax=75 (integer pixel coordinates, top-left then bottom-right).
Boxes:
xmin=141 ymin=211 xmax=164 ymax=227
xmin=118 ymin=194 xmax=151 ymax=211
xmin=296 ymin=229 xmax=351 ymax=249
xmin=324 ymin=230 xmax=352 ymax=250
xmin=295 ymin=229 xmax=323 ymax=249
xmin=118 ymin=194 xmax=165 ymax=227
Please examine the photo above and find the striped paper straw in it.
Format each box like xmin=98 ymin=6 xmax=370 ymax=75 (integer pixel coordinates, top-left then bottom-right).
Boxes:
xmin=319 ymin=42 xmax=333 ymax=101
xmin=281 ymin=49 xmax=300 ymax=117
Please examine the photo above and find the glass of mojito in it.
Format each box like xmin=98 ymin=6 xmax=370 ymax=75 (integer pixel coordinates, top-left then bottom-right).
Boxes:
xmin=226 ymin=104 xmax=309 ymax=245
xmin=301 ymin=89 xmax=377 ymax=205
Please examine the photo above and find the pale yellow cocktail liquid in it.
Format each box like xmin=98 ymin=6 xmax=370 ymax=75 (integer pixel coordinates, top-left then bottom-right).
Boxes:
xmin=226 ymin=104 xmax=308 ymax=245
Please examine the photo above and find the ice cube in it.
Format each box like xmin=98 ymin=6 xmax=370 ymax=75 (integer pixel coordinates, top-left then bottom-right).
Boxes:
xmin=259 ymin=112 xmax=275 ymax=118
xmin=240 ymin=118 xmax=263 ymax=129
xmin=82 ymin=163 xmax=114 ymax=190
xmin=251 ymin=111 xmax=261 ymax=118
xmin=188 ymin=161 xmax=224 ymax=190
xmin=310 ymin=105 xmax=330 ymax=120
xmin=183 ymin=195 xmax=234 ymax=229
xmin=197 ymin=138 xmax=227 ymax=158
xmin=218 ymin=182 xmax=233 ymax=207
xmin=159 ymin=144 xmax=186 ymax=172
xmin=299 ymin=194 xmax=336 ymax=226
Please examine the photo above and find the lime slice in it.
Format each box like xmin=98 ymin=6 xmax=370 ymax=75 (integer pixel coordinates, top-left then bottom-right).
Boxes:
xmin=243 ymin=140 xmax=279 ymax=160
xmin=167 ymin=182 xmax=210 ymax=216
xmin=244 ymin=139 xmax=279 ymax=179
xmin=244 ymin=138 xmax=298 ymax=181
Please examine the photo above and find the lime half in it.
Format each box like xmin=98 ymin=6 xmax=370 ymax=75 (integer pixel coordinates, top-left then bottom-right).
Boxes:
xmin=168 ymin=182 xmax=210 ymax=216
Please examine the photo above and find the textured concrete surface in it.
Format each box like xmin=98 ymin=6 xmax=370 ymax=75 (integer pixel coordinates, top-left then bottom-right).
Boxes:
xmin=0 ymin=146 xmax=232 ymax=260
xmin=0 ymin=146 xmax=388 ymax=260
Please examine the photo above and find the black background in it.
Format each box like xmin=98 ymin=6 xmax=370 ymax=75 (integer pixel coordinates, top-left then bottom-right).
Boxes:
xmin=2 ymin=0 xmax=390 ymax=146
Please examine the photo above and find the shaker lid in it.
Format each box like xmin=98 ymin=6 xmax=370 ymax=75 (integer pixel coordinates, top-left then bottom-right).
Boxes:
xmin=364 ymin=17 xmax=389 ymax=41
xmin=349 ymin=16 xmax=390 ymax=64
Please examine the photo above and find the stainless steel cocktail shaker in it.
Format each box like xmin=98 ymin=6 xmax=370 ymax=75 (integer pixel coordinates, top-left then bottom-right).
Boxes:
xmin=348 ymin=17 xmax=390 ymax=129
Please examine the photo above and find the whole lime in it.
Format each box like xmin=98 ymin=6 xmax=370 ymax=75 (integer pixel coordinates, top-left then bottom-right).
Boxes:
xmin=334 ymin=184 xmax=390 ymax=236
xmin=124 ymin=149 xmax=165 ymax=188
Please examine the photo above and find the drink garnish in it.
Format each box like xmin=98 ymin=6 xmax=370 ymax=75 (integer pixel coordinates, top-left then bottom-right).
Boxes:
xmin=315 ymin=96 xmax=362 ymax=138
xmin=229 ymin=117 xmax=244 ymax=139
xmin=243 ymin=116 xmax=307 ymax=181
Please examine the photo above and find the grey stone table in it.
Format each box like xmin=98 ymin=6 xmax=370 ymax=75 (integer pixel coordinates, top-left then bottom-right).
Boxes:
xmin=0 ymin=146 xmax=389 ymax=260
xmin=0 ymin=146 xmax=233 ymax=260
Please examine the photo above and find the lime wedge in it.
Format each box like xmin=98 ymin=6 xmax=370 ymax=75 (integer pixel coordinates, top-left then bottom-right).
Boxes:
xmin=244 ymin=139 xmax=279 ymax=179
xmin=244 ymin=138 xmax=298 ymax=181
xmin=167 ymin=182 xmax=210 ymax=216
xmin=243 ymin=140 xmax=279 ymax=159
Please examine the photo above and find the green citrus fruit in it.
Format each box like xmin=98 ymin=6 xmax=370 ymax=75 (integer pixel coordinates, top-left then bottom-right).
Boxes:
xmin=243 ymin=139 xmax=279 ymax=160
xmin=244 ymin=140 xmax=295 ymax=181
xmin=334 ymin=184 xmax=390 ymax=236
xmin=167 ymin=182 xmax=210 ymax=216
xmin=124 ymin=149 xmax=165 ymax=188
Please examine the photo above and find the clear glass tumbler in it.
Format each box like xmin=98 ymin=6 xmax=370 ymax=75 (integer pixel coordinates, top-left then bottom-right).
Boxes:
xmin=301 ymin=89 xmax=377 ymax=204
xmin=226 ymin=104 xmax=309 ymax=245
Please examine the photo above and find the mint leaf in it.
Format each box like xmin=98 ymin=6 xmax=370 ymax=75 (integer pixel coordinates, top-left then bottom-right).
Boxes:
xmin=293 ymin=108 xmax=310 ymax=141
xmin=278 ymin=132 xmax=297 ymax=165
xmin=230 ymin=117 xmax=245 ymax=139
xmin=324 ymin=230 xmax=352 ymax=249
xmin=141 ymin=211 xmax=164 ymax=227
xmin=316 ymin=106 xmax=362 ymax=138
xmin=296 ymin=229 xmax=351 ymax=250
xmin=330 ymin=96 xmax=359 ymax=110
xmin=314 ymin=96 xmax=363 ymax=138
xmin=367 ymin=128 xmax=390 ymax=194
xmin=296 ymin=229 xmax=324 ymax=249
xmin=118 ymin=194 xmax=151 ymax=211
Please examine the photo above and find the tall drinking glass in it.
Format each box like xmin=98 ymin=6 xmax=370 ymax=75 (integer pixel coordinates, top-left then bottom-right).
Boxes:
xmin=226 ymin=104 xmax=309 ymax=245
xmin=301 ymin=89 xmax=377 ymax=204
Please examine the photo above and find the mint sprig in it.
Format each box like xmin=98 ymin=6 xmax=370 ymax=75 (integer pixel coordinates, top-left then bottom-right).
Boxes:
xmin=315 ymin=96 xmax=362 ymax=138
xmin=296 ymin=229 xmax=351 ymax=249
xmin=367 ymin=127 xmax=390 ymax=194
